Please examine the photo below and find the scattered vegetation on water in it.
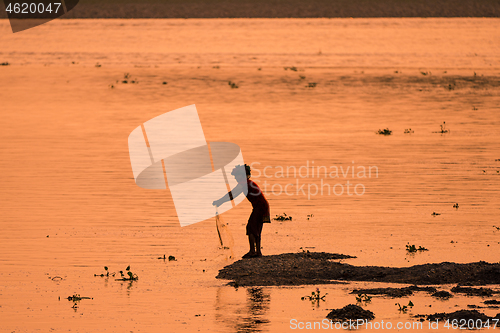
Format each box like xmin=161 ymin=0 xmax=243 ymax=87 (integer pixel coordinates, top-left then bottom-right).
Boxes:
xmin=213 ymin=66 xmax=220 ymax=69
xmin=355 ymin=294 xmax=372 ymax=305
xmin=94 ymin=266 xmax=115 ymax=277
xmin=162 ymin=81 xmax=167 ymax=85
xmin=420 ymin=71 xmax=431 ymax=76
xmin=306 ymin=82 xmax=317 ymax=88
xmin=404 ymin=128 xmax=414 ymax=134
xmin=1 ymin=62 xmax=10 ymax=66
xmin=94 ymin=265 xmax=138 ymax=281
xmin=157 ymin=254 xmax=177 ymax=261
xmin=435 ymin=121 xmax=449 ymax=134
xmin=453 ymin=203 xmax=459 ymax=209
xmin=299 ymin=75 xmax=306 ymax=80
xmin=67 ymin=294 xmax=93 ymax=310
xmin=307 ymin=214 xmax=314 ymax=220
xmin=301 ymin=288 xmax=327 ymax=306
xmin=121 ymin=73 xmax=138 ymax=84
xmin=95 ymin=62 xmax=101 ymax=67
xmin=377 ymin=128 xmax=392 ymax=135
xmin=406 ymin=244 xmax=429 ymax=253
xmin=395 ymin=300 xmax=414 ymax=313
xmin=493 ymin=226 xmax=500 ymax=231
xmin=284 ymin=66 xmax=298 ymax=71
xmin=67 ymin=294 xmax=92 ymax=301
xmin=228 ymin=81 xmax=238 ymax=88
xmin=431 ymin=212 xmax=441 ymax=216
xmin=116 ymin=265 xmax=139 ymax=281
xmin=274 ymin=213 xmax=292 ymax=221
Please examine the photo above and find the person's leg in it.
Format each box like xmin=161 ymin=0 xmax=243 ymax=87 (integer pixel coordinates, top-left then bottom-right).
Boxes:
xmin=248 ymin=234 xmax=256 ymax=254
xmin=243 ymin=229 xmax=256 ymax=258
xmin=255 ymin=235 xmax=262 ymax=256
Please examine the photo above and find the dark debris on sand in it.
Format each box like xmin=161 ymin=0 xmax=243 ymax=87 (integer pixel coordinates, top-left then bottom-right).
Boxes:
xmin=432 ymin=290 xmax=453 ymax=299
xmin=216 ymin=252 xmax=500 ymax=287
xmin=485 ymin=300 xmax=500 ymax=305
xmin=351 ymin=285 xmax=437 ymax=298
xmin=415 ymin=310 xmax=500 ymax=322
xmin=451 ymin=285 xmax=495 ymax=296
xmin=326 ymin=304 xmax=375 ymax=322
xmin=217 ymin=252 xmax=355 ymax=286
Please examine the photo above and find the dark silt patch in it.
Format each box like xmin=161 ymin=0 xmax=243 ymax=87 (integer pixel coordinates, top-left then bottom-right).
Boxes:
xmin=415 ymin=310 xmax=500 ymax=322
xmin=351 ymin=286 xmax=437 ymax=298
xmin=451 ymin=285 xmax=495 ymax=297
xmin=216 ymin=252 xmax=500 ymax=287
xmin=326 ymin=304 xmax=375 ymax=322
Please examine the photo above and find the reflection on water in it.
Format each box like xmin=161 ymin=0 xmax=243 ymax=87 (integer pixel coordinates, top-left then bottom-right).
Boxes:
xmin=215 ymin=287 xmax=271 ymax=333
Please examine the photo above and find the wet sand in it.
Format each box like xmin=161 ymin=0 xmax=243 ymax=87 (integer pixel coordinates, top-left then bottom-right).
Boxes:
xmin=216 ymin=252 xmax=500 ymax=286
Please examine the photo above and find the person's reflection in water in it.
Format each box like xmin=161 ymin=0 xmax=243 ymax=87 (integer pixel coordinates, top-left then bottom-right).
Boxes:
xmin=236 ymin=287 xmax=271 ymax=332
xmin=215 ymin=287 xmax=271 ymax=333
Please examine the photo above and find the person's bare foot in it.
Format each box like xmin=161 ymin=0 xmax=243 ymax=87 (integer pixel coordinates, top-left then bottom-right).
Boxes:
xmin=242 ymin=252 xmax=255 ymax=258
xmin=251 ymin=253 xmax=263 ymax=258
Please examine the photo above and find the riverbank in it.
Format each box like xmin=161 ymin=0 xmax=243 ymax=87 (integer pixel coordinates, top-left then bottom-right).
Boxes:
xmin=216 ymin=252 xmax=500 ymax=286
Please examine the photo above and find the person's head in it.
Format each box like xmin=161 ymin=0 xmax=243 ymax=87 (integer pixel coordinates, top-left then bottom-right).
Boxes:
xmin=231 ymin=164 xmax=251 ymax=183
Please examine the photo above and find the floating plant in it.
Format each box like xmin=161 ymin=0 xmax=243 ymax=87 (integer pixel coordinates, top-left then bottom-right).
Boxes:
xmin=435 ymin=121 xmax=450 ymax=134
xmin=228 ymin=81 xmax=238 ymax=89
xmin=274 ymin=213 xmax=292 ymax=221
xmin=355 ymin=293 xmax=372 ymax=305
xmin=377 ymin=128 xmax=392 ymax=135
xmin=116 ymin=265 xmax=138 ymax=281
xmin=395 ymin=300 xmax=414 ymax=313
xmin=301 ymin=288 xmax=327 ymax=306
xmin=406 ymin=244 xmax=428 ymax=253
xmin=94 ymin=266 xmax=115 ymax=277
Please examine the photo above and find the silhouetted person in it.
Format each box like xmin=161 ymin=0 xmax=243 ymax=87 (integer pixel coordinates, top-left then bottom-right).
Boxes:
xmin=213 ymin=164 xmax=270 ymax=258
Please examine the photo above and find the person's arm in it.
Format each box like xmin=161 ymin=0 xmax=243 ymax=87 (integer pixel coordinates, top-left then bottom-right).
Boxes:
xmin=213 ymin=183 xmax=244 ymax=207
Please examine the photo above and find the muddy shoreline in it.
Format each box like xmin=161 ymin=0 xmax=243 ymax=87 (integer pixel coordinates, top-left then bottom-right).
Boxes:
xmin=216 ymin=252 xmax=500 ymax=287
xmin=61 ymin=1 xmax=500 ymax=18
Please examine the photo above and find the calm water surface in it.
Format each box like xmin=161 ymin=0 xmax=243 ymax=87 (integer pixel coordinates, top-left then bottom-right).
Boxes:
xmin=0 ymin=18 xmax=499 ymax=332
